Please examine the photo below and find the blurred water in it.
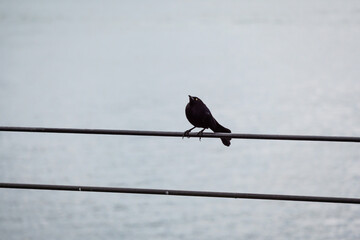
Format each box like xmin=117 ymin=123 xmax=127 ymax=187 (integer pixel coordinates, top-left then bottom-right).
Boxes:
xmin=1 ymin=0 xmax=360 ymax=239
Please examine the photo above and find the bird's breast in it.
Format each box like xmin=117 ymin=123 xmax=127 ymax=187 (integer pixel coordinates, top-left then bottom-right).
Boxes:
xmin=185 ymin=103 xmax=214 ymax=128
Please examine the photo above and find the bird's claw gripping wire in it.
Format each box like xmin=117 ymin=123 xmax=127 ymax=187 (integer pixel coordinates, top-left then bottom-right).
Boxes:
xmin=182 ymin=127 xmax=196 ymax=139
xmin=197 ymin=128 xmax=206 ymax=141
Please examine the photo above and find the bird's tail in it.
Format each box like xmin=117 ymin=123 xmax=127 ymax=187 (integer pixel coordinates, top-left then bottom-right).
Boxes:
xmin=210 ymin=120 xmax=231 ymax=147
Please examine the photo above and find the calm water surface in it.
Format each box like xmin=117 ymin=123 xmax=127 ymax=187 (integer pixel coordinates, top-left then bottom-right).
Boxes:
xmin=1 ymin=1 xmax=360 ymax=239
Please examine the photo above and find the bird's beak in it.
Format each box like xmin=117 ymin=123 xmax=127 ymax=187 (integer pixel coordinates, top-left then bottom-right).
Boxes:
xmin=188 ymin=95 xmax=194 ymax=101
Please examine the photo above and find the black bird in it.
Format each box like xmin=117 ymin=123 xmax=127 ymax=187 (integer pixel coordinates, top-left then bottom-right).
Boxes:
xmin=184 ymin=95 xmax=231 ymax=146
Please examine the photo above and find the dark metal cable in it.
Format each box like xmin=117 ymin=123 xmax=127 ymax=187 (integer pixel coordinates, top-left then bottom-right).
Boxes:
xmin=0 ymin=182 xmax=360 ymax=204
xmin=0 ymin=126 xmax=359 ymax=143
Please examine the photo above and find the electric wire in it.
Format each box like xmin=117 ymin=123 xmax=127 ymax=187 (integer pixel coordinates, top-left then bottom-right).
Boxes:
xmin=1 ymin=126 xmax=359 ymax=143
xmin=0 ymin=182 xmax=359 ymax=204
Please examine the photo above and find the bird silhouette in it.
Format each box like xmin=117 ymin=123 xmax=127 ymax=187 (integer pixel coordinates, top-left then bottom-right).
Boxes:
xmin=184 ymin=95 xmax=231 ymax=146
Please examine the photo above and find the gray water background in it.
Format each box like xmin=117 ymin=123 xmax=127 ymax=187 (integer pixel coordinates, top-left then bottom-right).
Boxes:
xmin=1 ymin=0 xmax=360 ymax=239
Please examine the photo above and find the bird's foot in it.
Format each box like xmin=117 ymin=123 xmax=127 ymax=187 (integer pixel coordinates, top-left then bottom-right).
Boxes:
xmin=182 ymin=130 xmax=191 ymax=139
xmin=183 ymin=127 xmax=196 ymax=139
xmin=197 ymin=128 xmax=206 ymax=141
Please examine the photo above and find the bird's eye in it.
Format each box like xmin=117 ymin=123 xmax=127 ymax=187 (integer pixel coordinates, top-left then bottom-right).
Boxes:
xmin=195 ymin=98 xmax=198 ymax=101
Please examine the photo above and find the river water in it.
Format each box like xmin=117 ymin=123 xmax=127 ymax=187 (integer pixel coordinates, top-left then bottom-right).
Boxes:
xmin=1 ymin=0 xmax=360 ymax=239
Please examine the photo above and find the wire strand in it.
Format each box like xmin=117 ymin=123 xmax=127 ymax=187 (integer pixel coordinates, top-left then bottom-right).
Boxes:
xmin=0 ymin=182 xmax=359 ymax=204
xmin=0 ymin=126 xmax=359 ymax=143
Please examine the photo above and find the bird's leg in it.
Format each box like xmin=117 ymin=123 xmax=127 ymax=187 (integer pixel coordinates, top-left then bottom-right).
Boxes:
xmin=183 ymin=126 xmax=196 ymax=139
xmin=197 ymin=128 xmax=207 ymax=141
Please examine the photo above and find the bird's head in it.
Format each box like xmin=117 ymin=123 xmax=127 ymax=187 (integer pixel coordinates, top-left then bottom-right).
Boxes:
xmin=188 ymin=95 xmax=202 ymax=104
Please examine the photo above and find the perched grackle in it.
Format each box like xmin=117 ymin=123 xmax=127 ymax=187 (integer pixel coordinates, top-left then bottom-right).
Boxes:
xmin=184 ymin=95 xmax=231 ymax=146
